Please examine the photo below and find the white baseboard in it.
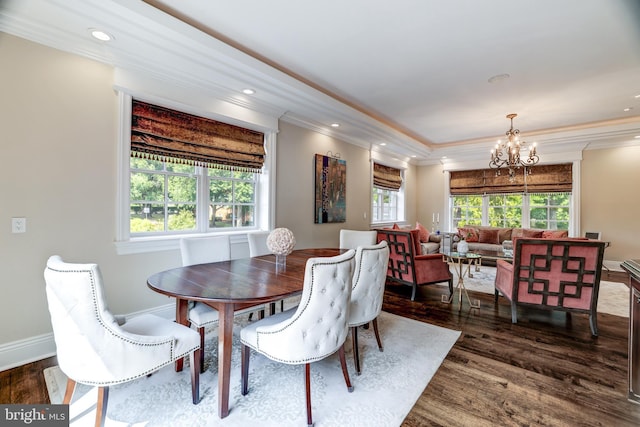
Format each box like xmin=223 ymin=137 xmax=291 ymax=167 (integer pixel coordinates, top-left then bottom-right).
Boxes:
xmin=0 ymin=303 xmax=175 ymax=372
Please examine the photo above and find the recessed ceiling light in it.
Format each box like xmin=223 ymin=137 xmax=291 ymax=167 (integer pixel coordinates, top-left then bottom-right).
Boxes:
xmin=89 ymin=28 xmax=113 ymax=42
xmin=330 ymin=123 xmax=340 ymax=128
xmin=411 ymin=155 xmax=417 ymax=158
xmin=488 ymin=73 xmax=510 ymax=84
xmin=242 ymin=88 xmax=255 ymax=95
xmin=635 ymin=135 xmax=640 ymax=139
xmin=380 ymin=143 xmax=387 ymax=146
xmin=624 ymin=107 xmax=633 ymax=112
xmin=635 ymin=94 xmax=640 ymax=99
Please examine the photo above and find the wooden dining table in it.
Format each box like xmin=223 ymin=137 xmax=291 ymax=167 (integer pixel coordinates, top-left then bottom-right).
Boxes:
xmin=146 ymin=247 xmax=344 ymax=419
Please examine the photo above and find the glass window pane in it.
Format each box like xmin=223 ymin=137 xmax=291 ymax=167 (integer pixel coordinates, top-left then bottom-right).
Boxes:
xmin=234 ymin=205 xmax=255 ymax=227
xmin=168 ymin=176 xmax=196 ymax=202
xmin=208 ymin=168 xmax=232 ymax=178
xmin=130 ymin=203 xmax=165 ymax=232
xmin=234 ymin=181 xmax=255 ymax=203
xmin=130 ymin=172 xmax=164 ymax=202
xmin=210 ymin=204 xmax=233 ymax=228
xmin=210 ymin=180 xmax=233 ymax=203
xmin=166 ymin=163 xmax=195 ymax=173
xmin=130 ymin=157 xmax=164 ymax=171
xmin=168 ymin=205 xmax=196 ymax=231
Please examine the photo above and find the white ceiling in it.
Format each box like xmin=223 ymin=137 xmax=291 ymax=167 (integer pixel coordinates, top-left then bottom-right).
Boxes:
xmin=2 ymin=0 xmax=640 ymax=165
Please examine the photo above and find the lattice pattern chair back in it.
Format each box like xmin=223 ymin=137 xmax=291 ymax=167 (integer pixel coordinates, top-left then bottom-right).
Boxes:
xmin=495 ymin=238 xmax=606 ymax=335
xmin=376 ymin=228 xmax=452 ymax=301
xmin=377 ymin=229 xmax=418 ymax=284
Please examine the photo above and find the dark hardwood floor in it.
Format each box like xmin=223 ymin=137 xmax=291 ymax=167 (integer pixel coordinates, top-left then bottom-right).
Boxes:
xmin=2 ymin=270 xmax=639 ymax=426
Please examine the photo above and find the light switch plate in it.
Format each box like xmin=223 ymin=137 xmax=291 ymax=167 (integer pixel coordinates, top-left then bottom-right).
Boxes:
xmin=12 ymin=217 xmax=26 ymax=233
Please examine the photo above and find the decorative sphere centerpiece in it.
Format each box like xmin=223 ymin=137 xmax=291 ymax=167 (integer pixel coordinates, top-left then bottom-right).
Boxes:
xmin=267 ymin=228 xmax=296 ymax=268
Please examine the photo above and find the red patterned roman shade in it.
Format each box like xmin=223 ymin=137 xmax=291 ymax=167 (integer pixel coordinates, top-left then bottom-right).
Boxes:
xmin=130 ymin=100 xmax=265 ymax=173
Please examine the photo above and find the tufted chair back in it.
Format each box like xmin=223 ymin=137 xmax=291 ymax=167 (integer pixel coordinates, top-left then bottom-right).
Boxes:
xmin=44 ymin=255 xmax=201 ymax=426
xmin=339 ymin=229 xmax=377 ymax=250
xmin=348 ymin=241 xmax=390 ymax=375
xmin=240 ymin=249 xmax=356 ymax=425
xmin=349 ymin=241 xmax=390 ymax=326
xmin=45 ymin=256 xmax=176 ymax=384
xmin=243 ymin=249 xmax=355 ymax=363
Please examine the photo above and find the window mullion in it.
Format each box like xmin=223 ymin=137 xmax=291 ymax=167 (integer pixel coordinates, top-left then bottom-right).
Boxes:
xmin=198 ymin=167 xmax=209 ymax=231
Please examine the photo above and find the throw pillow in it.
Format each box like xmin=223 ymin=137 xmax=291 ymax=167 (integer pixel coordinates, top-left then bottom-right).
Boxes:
xmin=415 ymin=221 xmax=430 ymax=242
xmin=479 ymin=229 xmax=500 ymax=244
xmin=498 ymin=228 xmax=513 ymax=243
xmin=458 ymin=226 xmax=480 ymax=242
xmin=542 ymin=230 xmax=568 ymax=238
xmin=392 ymin=223 xmax=401 ymax=230
xmin=522 ymin=228 xmax=544 ymax=238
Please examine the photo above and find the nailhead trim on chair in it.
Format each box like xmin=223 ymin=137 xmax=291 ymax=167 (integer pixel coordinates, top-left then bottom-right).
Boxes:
xmin=46 ymin=265 xmax=198 ymax=386
xmin=248 ymin=254 xmax=354 ymax=364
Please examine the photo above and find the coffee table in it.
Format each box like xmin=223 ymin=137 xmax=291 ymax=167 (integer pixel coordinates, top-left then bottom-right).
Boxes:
xmin=442 ymin=251 xmax=482 ymax=310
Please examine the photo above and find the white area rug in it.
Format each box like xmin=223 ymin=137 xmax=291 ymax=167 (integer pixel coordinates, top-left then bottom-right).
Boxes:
xmin=442 ymin=265 xmax=630 ymax=317
xmin=45 ymin=311 xmax=460 ymax=427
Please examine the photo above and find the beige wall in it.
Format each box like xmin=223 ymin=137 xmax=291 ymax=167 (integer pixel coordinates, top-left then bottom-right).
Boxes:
xmin=416 ymin=164 xmax=446 ymax=231
xmin=581 ymin=146 xmax=640 ymax=261
xmin=275 ymin=122 xmax=370 ymax=247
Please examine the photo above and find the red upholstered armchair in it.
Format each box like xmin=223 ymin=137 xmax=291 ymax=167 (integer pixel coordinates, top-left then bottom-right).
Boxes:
xmin=494 ymin=238 xmax=606 ymax=336
xmin=376 ymin=229 xmax=453 ymax=301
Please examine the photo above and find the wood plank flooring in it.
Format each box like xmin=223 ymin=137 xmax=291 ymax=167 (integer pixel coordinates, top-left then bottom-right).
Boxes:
xmin=2 ymin=270 xmax=639 ymax=426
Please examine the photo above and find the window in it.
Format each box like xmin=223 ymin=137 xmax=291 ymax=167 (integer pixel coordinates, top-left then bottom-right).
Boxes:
xmin=116 ymin=94 xmax=275 ymax=253
xmin=488 ymin=194 xmax=523 ymax=228
xmin=208 ymin=169 xmax=257 ymax=228
xmin=451 ymin=195 xmax=482 ymax=227
xmin=450 ymin=192 xmax=571 ymax=230
xmin=372 ymin=187 xmax=398 ymax=222
xmin=372 ymin=162 xmax=404 ymax=223
xmin=529 ymin=193 xmax=570 ymax=230
xmin=449 ymin=164 xmax=573 ymax=232
xmin=130 ymin=158 xmax=197 ymax=234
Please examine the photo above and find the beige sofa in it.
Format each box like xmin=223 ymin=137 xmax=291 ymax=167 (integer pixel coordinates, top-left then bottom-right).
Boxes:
xmin=453 ymin=225 xmax=569 ymax=252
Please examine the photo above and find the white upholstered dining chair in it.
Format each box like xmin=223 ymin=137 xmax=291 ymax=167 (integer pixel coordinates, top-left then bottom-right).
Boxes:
xmin=240 ymin=250 xmax=356 ymax=426
xmin=44 ymin=255 xmax=200 ymax=427
xmin=247 ymin=231 xmax=271 ymax=257
xmin=180 ymin=235 xmax=263 ymax=370
xmin=339 ymin=229 xmax=377 ymax=250
xmin=348 ymin=241 xmax=390 ymax=375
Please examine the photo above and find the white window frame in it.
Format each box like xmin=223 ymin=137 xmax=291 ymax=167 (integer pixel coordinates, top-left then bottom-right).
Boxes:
xmin=371 ymin=168 xmax=406 ymax=226
xmin=115 ymin=91 xmax=276 ymax=254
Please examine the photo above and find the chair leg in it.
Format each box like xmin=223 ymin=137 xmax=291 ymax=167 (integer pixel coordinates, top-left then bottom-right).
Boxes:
xmin=305 ymin=363 xmax=313 ymax=427
xmin=411 ymin=284 xmax=417 ymax=301
xmin=338 ymin=345 xmax=354 ymax=392
xmin=351 ymin=326 xmax=361 ymax=375
xmin=510 ymin=301 xmax=518 ymax=323
xmin=62 ymin=378 xmax=76 ymax=405
xmin=95 ymin=386 xmax=109 ymax=427
xmin=590 ymin=312 xmax=598 ymax=336
xmin=448 ymin=278 xmax=454 ymax=296
xmin=190 ymin=348 xmax=200 ymax=404
xmin=372 ymin=318 xmax=383 ymax=352
xmin=280 ymin=299 xmax=284 ymax=312
xmin=198 ymin=326 xmax=205 ymax=372
xmin=241 ymin=344 xmax=250 ymax=396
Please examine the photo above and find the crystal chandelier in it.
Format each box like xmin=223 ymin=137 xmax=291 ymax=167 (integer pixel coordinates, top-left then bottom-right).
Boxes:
xmin=489 ymin=113 xmax=539 ymax=180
